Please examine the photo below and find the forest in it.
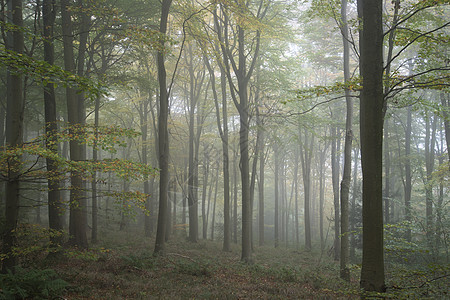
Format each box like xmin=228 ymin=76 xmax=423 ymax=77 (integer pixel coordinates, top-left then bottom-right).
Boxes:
xmin=0 ymin=0 xmax=448 ymax=298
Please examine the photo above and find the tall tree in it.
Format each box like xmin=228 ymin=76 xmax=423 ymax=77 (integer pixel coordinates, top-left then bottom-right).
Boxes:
xmin=404 ymin=105 xmax=412 ymax=242
xmin=299 ymin=127 xmax=314 ymax=251
xmin=153 ymin=0 xmax=172 ymax=256
xmin=61 ymin=0 xmax=88 ymax=248
xmin=2 ymin=0 xmax=24 ymax=273
xmin=339 ymin=0 xmax=353 ymax=281
xmin=331 ymin=121 xmax=340 ymax=260
xmin=204 ymin=40 xmax=231 ymax=250
xmin=215 ymin=0 xmax=268 ymax=262
xmin=42 ymin=0 xmax=64 ymax=242
xmin=358 ymin=0 xmax=386 ymax=292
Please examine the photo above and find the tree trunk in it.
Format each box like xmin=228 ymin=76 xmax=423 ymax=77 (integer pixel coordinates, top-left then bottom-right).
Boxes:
xmin=299 ymin=128 xmax=314 ymax=251
xmin=2 ymin=0 xmax=24 ymax=273
xmin=441 ymin=93 xmax=450 ymax=163
xmin=91 ymin=95 xmax=100 ymax=243
xmin=350 ymin=146 xmax=359 ymax=262
xmin=258 ymin=123 xmax=265 ymax=247
xmin=294 ymin=148 xmax=300 ymax=250
xmin=424 ymin=111 xmax=436 ymax=255
xmin=202 ymin=151 xmax=210 ymax=239
xmin=210 ymin=165 xmax=219 ymax=240
xmin=43 ymin=0 xmax=64 ymax=242
xmin=404 ymin=106 xmax=412 ymax=242
xmin=274 ymin=142 xmax=280 ymax=248
xmin=358 ymin=0 xmax=386 ymax=292
xmin=331 ymin=124 xmax=340 ymax=260
xmin=61 ymin=0 xmax=88 ymax=248
xmin=339 ymin=0 xmax=352 ymax=281
xmin=233 ymin=153 xmax=238 ymax=244
xmin=153 ymin=0 xmax=172 ymax=256
xmin=383 ymin=118 xmax=391 ymax=224
xmin=319 ymin=145 xmax=327 ymax=250
xmin=210 ymin=10 xmax=232 ymax=251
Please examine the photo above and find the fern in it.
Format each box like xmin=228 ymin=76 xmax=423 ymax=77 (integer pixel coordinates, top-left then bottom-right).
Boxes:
xmin=0 ymin=267 xmax=68 ymax=300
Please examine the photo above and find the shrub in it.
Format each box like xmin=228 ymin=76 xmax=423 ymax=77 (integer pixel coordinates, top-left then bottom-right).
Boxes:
xmin=0 ymin=267 xmax=68 ymax=300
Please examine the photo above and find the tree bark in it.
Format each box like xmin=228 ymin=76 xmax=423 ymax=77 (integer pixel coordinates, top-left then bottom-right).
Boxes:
xmin=404 ymin=106 xmax=412 ymax=242
xmin=258 ymin=121 xmax=265 ymax=247
xmin=61 ymin=0 xmax=88 ymax=248
xmin=424 ymin=111 xmax=436 ymax=254
xmin=331 ymin=123 xmax=340 ymax=260
xmin=153 ymin=0 xmax=172 ymax=256
xmin=43 ymin=0 xmax=64 ymax=241
xmin=274 ymin=142 xmax=280 ymax=248
xmin=358 ymin=0 xmax=386 ymax=292
xmin=2 ymin=0 xmax=24 ymax=273
xmin=299 ymin=128 xmax=314 ymax=251
xmin=339 ymin=0 xmax=352 ymax=281
xmin=383 ymin=118 xmax=391 ymax=224
xmin=201 ymin=150 xmax=210 ymax=239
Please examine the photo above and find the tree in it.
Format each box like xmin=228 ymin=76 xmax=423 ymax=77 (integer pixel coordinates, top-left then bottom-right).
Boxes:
xmin=61 ymin=0 xmax=88 ymax=248
xmin=42 ymin=0 xmax=64 ymax=246
xmin=358 ymin=0 xmax=386 ymax=292
xmin=216 ymin=0 xmax=268 ymax=263
xmin=339 ymin=0 xmax=352 ymax=281
xmin=153 ymin=0 xmax=172 ymax=256
xmin=2 ymin=0 xmax=24 ymax=273
xmin=299 ymin=127 xmax=314 ymax=251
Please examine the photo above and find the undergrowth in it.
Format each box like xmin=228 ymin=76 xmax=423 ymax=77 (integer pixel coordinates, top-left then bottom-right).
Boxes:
xmin=3 ymin=227 xmax=447 ymax=299
xmin=0 ymin=267 xmax=68 ymax=300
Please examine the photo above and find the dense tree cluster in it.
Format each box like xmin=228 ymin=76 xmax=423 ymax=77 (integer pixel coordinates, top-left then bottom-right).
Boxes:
xmin=0 ymin=0 xmax=448 ymax=295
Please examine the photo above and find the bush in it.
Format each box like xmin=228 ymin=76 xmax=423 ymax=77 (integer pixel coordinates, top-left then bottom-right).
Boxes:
xmin=0 ymin=267 xmax=68 ymax=300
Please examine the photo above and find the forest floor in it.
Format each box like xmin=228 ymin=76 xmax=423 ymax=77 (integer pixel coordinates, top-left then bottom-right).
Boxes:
xmin=51 ymin=228 xmax=361 ymax=299
xmin=9 ymin=226 xmax=449 ymax=299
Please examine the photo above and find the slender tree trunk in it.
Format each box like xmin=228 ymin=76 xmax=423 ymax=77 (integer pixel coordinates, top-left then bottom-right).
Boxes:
xmin=205 ymin=164 xmax=214 ymax=239
xmin=258 ymin=125 xmax=265 ymax=247
xmin=300 ymin=129 xmax=314 ymax=251
xmin=403 ymin=105 xmax=412 ymax=241
xmin=202 ymin=152 xmax=210 ymax=239
xmin=233 ymin=153 xmax=238 ymax=244
xmin=281 ymin=158 xmax=286 ymax=244
xmin=140 ymin=97 xmax=152 ymax=237
xmin=210 ymin=10 xmax=231 ymax=251
xmin=441 ymin=93 xmax=450 ymax=163
xmin=294 ymin=149 xmax=300 ymax=249
xmin=172 ymin=179 xmax=177 ymax=230
xmin=339 ymin=0 xmax=352 ymax=281
xmin=331 ymin=124 xmax=340 ymax=260
xmin=91 ymin=95 xmax=100 ymax=243
xmin=165 ymin=180 xmax=172 ymax=241
xmin=43 ymin=0 xmax=64 ymax=242
xmin=350 ymin=146 xmax=359 ymax=262
xmin=181 ymin=168 xmax=187 ymax=235
xmin=424 ymin=112 xmax=436 ymax=255
xmin=2 ymin=0 xmax=24 ymax=273
xmin=249 ymin=106 xmax=261 ymax=251
xmin=383 ymin=118 xmax=391 ymax=224
xmin=274 ymin=143 xmax=280 ymax=248
xmin=153 ymin=0 xmax=172 ymax=256
xmin=359 ymin=0 xmax=386 ymax=292
xmin=211 ymin=168 xmax=218 ymax=241
xmin=319 ymin=145 xmax=327 ymax=250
